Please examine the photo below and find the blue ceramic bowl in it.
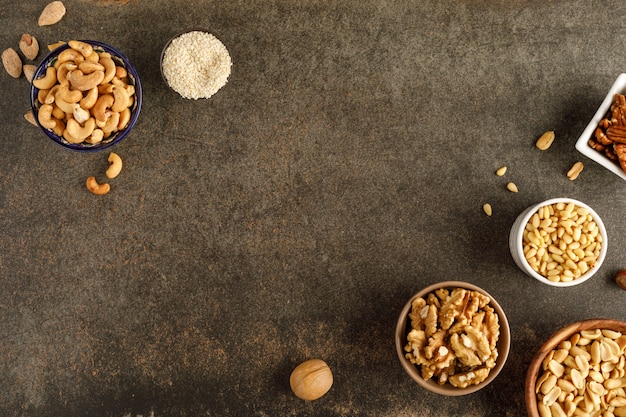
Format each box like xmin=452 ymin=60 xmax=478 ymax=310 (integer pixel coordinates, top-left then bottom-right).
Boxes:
xmin=29 ymin=40 xmax=142 ymax=152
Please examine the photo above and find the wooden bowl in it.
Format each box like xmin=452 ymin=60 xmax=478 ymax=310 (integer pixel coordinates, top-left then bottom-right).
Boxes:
xmin=395 ymin=281 xmax=511 ymax=396
xmin=525 ymin=319 xmax=626 ymax=417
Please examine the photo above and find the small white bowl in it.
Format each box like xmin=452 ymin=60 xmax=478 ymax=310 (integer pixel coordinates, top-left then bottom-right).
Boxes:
xmin=509 ymin=198 xmax=608 ymax=287
xmin=575 ymin=73 xmax=626 ymax=180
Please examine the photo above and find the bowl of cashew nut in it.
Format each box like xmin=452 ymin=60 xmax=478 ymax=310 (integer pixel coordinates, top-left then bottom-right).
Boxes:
xmin=525 ymin=319 xmax=626 ymax=417
xmin=395 ymin=281 xmax=511 ymax=396
xmin=29 ymin=40 xmax=142 ymax=151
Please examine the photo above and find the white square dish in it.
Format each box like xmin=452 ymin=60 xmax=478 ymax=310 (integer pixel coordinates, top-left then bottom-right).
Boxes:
xmin=575 ymin=73 xmax=626 ymax=180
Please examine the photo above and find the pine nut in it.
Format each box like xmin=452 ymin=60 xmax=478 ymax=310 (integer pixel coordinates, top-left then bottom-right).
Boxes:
xmin=522 ymin=202 xmax=603 ymax=283
xmin=496 ymin=166 xmax=507 ymax=176
xmin=483 ymin=203 xmax=492 ymax=216
xmin=507 ymin=182 xmax=519 ymax=193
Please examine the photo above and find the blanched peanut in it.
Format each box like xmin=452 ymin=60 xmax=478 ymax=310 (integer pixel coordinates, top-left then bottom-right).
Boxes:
xmin=535 ymin=329 xmax=626 ymax=416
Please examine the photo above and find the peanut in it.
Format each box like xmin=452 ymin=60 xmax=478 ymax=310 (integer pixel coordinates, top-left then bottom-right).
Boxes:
xmin=536 ymin=131 xmax=556 ymax=150
xmin=535 ymin=329 xmax=626 ymax=416
xmin=567 ymin=162 xmax=584 ymax=180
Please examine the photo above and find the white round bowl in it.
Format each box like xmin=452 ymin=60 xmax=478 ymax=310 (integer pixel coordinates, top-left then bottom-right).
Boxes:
xmin=509 ymin=198 xmax=607 ymax=287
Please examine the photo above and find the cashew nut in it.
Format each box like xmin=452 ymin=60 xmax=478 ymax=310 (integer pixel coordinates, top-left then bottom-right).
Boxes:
xmin=51 ymin=119 xmax=65 ymax=136
xmin=59 ymin=82 xmax=82 ymax=103
xmin=98 ymin=83 xmax=114 ymax=95
xmin=100 ymin=57 xmax=116 ymax=84
xmin=115 ymin=66 xmax=127 ymax=79
xmin=85 ymin=51 xmax=99 ymax=63
xmin=44 ymin=85 xmax=60 ymax=104
xmin=111 ymin=84 xmax=130 ymax=112
xmin=86 ymin=176 xmax=110 ymax=195
xmin=72 ymin=103 xmax=90 ymax=124
xmin=57 ymin=62 xmax=77 ymax=84
xmin=32 ymin=66 xmax=57 ymax=90
xmin=80 ymin=87 xmax=98 ymax=110
xmin=37 ymin=88 xmax=49 ymax=104
xmin=118 ymin=107 xmax=131 ymax=130
xmin=97 ymin=111 xmax=120 ymax=135
xmin=68 ymin=69 xmax=105 ymax=91
xmin=78 ymin=61 xmax=104 ymax=74
xmin=52 ymin=105 xmax=65 ymax=120
xmin=68 ymin=40 xmax=93 ymax=58
xmin=57 ymin=48 xmax=84 ymax=65
xmin=54 ymin=89 xmax=75 ymax=113
xmin=106 ymin=152 xmax=123 ymax=179
xmin=85 ymin=128 xmax=104 ymax=145
xmin=62 ymin=127 xmax=83 ymax=144
xmin=65 ymin=117 xmax=96 ymax=141
xmin=93 ymin=94 xmax=114 ymax=123
xmin=37 ymin=104 xmax=56 ymax=129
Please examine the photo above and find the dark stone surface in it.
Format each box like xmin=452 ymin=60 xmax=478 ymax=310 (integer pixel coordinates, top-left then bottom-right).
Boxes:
xmin=1 ymin=1 xmax=625 ymax=416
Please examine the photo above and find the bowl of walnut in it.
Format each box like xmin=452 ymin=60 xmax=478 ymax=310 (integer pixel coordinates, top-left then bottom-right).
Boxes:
xmin=395 ymin=281 xmax=511 ymax=396
xmin=509 ymin=198 xmax=607 ymax=287
xmin=29 ymin=40 xmax=142 ymax=152
xmin=575 ymin=73 xmax=626 ymax=180
xmin=525 ymin=319 xmax=626 ymax=417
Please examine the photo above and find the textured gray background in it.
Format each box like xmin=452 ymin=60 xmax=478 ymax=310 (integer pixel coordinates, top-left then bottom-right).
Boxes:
xmin=1 ymin=0 xmax=625 ymax=416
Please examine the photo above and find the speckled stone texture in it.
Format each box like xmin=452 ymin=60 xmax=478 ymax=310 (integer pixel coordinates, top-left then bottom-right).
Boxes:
xmin=1 ymin=1 xmax=625 ymax=416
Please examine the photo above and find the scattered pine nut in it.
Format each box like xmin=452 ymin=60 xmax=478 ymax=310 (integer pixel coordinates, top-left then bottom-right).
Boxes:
xmin=483 ymin=203 xmax=493 ymax=216
xmin=496 ymin=166 xmax=507 ymax=176
xmin=506 ymin=182 xmax=519 ymax=193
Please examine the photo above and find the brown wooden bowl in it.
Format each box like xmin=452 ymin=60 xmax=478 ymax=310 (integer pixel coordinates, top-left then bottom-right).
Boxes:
xmin=525 ymin=319 xmax=626 ymax=417
xmin=395 ymin=281 xmax=511 ymax=396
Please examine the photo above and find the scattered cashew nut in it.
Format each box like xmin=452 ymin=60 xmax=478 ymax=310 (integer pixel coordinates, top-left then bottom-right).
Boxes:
xmin=106 ymin=152 xmax=123 ymax=179
xmin=86 ymin=176 xmax=110 ymax=195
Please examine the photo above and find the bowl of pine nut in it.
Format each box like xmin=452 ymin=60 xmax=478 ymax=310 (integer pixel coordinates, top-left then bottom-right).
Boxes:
xmin=509 ymin=198 xmax=607 ymax=287
xmin=395 ymin=281 xmax=511 ymax=395
xmin=525 ymin=319 xmax=626 ymax=417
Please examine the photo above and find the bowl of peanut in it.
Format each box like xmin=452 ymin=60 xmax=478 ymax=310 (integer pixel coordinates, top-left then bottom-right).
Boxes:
xmin=509 ymin=198 xmax=607 ymax=287
xmin=29 ymin=40 xmax=142 ymax=152
xmin=395 ymin=281 xmax=511 ymax=396
xmin=525 ymin=319 xmax=626 ymax=417
xmin=575 ymin=73 xmax=626 ymax=180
